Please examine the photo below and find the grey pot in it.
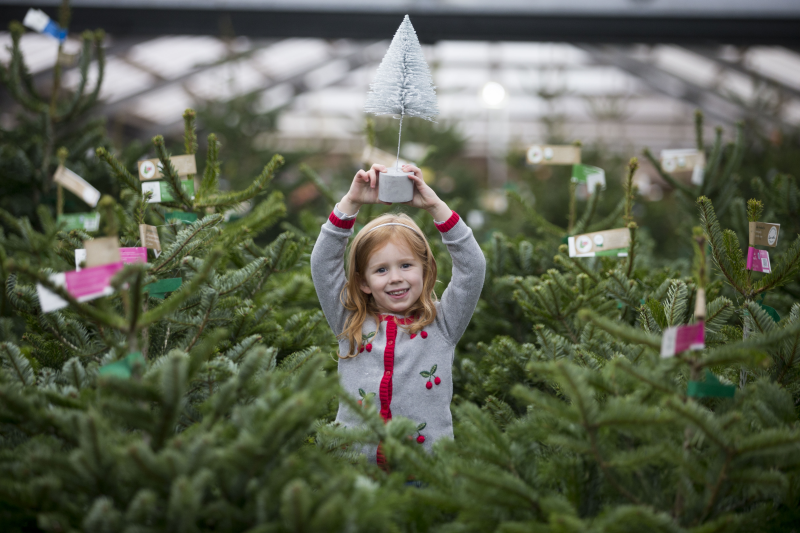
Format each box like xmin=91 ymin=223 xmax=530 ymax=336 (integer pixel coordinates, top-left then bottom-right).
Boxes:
xmin=378 ymin=167 xmax=414 ymax=203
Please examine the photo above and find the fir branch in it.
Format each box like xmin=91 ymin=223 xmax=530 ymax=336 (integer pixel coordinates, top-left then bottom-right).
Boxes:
xmin=753 ymin=234 xmax=800 ymax=296
xmin=153 ymin=135 xmax=193 ymax=210
xmin=139 ymin=248 xmax=223 ymax=328
xmin=695 ymin=110 xmax=704 ymax=152
xmin=299 ymin=163 xmax=338 ymax=207
xmin=624 ymin=157 xmax=638 ymax=225
xmin=697 ymin=196 xmax=747 ymax=296
xmin=587 ymin=198 xmax=625 ymax=234
xmin=55 ymin=31 xmax=93 ymax=122
xmin=183 ymin=109 xmax=198 ymax=156
xmin=96 ymin=147 xmax=140 ymax=194
xmin=4 ymin=260 xmax=127 ymax=329
xmin=572 ymin=183 xmax=602 ymax=235
xmin=196 ymin=154 xmax=284 ymax=209
xmin=578 ymin=309 xmax=661 ymax=350
xmin=197 ymin=133 xmax=220 ymax=199
xmin=74 ymin=31 xmax=106 ymax=117
xmin=507 ymin=191 xmax=563 ymax=238
xmin=151 ymin=216 xmax=223 ymax=274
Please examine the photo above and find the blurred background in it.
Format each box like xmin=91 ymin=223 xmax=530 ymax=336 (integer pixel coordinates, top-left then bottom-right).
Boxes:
xmin=2 ymin=0 xmax=800 ymax=261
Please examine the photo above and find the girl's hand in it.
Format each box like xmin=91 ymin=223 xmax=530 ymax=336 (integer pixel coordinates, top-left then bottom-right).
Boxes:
xmin=343 ymin=164 xmax=392 ymax=209
xmin=402 ymin=164 xmax=451 ymax=220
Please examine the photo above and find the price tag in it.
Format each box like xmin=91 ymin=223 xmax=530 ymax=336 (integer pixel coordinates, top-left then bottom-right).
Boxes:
xmin=53 ymin=165 xmax=101 ymax=207
xmin=144 ymin=278 xmax=182 ymax=299
xmin=23 ymin=8 xmax=67 ymax=41
xmin=75 ymin=247 xmax=147 ymax=271
xmin=661 ymin=321 xmax=705 ymax=357
xmin=142 ymin=180 xmax=195 ymax=203
xmin=748 ymin=222 xmax=780 ymax=248
xmin=526 ymin=145 xmax=581 ymax=165
xmin=36 ymin=262 xmax=124 ymax=313
xmin=98 ymin=352 xmax=146 ymax=379
xmin=660 ymin=149 xmax=705 ymax=185
xmin=688 ymin=370 xmax=735 ymax=398
xmin=164 ymin=211 xmax=198 ymax=224
xmin=568 ymin=228 xmax=629 ymax=258
xmin=83 ymin=237 xmax=121 ymax=268
xmin=139 ymin=224 xmax=162 ymax=253
xmin=571 ymin=164 xmax=606 ymax=192
xmin=58 ymin=212 xmax=100 ymax=232
xmin=746 ymin=247 xmax=771 ymax=273
xmin=137 ymin=154 xmax=197 ymax=181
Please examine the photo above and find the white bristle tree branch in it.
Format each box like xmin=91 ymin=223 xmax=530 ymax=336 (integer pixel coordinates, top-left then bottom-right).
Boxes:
xmin=364 ymin=15 xmax=438 ymax=170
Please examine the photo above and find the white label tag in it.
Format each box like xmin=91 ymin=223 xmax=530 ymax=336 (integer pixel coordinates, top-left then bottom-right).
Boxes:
xmin=36 ymin=274 xmax=68 ymax=313
xmin=141 ymin=181 xmax=161 ymax=203
xmin=53 ymin=165 xmax=101 ymax=207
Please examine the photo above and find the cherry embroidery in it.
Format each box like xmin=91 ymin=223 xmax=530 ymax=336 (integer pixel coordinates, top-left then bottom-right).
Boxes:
xmin=357 ymin=388 xmax=375 ymax=406
xmin=359 ymin=331 xmax=376 ymax=354
xmin=420 ymin=364 xmax=439 ymax=389
xmin=415 ymin=422 xmax=426 ymax=443
xmin=409 ymin=330 xmax=428 ymax=340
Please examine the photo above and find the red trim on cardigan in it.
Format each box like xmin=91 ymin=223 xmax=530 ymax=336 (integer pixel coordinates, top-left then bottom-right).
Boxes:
xmin=328 ymin=211 xmax=356 ymax=229
xmin=378 ymin=317 xmax=398 ymax=422
xmin=379 ymin=314 xmax=415 ymax=325
xmin=434 ymin=210 xmax=460 ymax=232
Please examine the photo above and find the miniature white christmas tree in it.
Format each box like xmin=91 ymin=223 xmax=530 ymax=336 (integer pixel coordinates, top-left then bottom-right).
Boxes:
xmin=365 ymin=14 xmax=438 ymax=171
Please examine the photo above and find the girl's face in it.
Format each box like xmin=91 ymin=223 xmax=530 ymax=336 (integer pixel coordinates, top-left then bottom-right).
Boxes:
xmin=359 ymin=240 xmax=424 ymax=315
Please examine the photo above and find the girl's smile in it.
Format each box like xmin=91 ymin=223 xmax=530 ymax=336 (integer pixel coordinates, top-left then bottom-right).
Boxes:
xmin=359 ymin=240 xmax=424 ymax=314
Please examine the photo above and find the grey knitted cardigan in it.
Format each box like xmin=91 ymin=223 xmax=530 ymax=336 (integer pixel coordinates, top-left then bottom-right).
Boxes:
xmin=311 ymin=205 xmax=486 ymax=464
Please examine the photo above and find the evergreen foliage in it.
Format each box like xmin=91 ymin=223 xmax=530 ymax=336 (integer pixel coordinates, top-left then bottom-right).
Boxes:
xmin=2 ymin=12 xmax=800 ymax=532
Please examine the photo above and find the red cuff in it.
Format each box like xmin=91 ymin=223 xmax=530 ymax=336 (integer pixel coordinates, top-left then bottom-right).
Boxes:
xmin=329 ymin=211 xmax=356 ymax=229
xmin=434 ymin=211 xmax=460 ymax=233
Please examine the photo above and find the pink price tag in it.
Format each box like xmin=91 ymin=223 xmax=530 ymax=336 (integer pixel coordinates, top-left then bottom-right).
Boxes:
xmin=64 ymin=262 xmax=124 ymax=299
xmin=746 ymin=247 xmax=771 ymax=273
xmin=661 ymin=321 xmax=705 ymax=358
xmin=120 ymin=247 xmax=147 ymax=264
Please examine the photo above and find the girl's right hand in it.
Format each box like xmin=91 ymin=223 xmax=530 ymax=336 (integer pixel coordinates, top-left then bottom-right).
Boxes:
xmin=344 ymin=164 xmax=391 ymax=207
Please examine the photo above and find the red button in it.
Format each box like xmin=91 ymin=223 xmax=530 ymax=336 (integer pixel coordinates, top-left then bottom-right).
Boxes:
xmin=388 ymin=341 xmax=393 ymax=345
xmin=385 ymin=370 xmax=392 ymax=376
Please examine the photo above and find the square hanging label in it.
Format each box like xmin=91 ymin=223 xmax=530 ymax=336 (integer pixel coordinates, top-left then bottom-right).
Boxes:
xmin=661 ymin=321 xmax=705 ymax=357
xmin=36 ymin=262 xmax=124 ymax=313
xmin=23 ymin=8 xmax=67 ymax=41
xmin=58 ymin=212 xmax=100 ymax=232
xmin=688 ymin=370 xmax=735 ymax=398
xmin=99 ymin=351 xmax=146 ymax=379
xmin=139 ymin=224 xmax=161 ymax=252
xmin=53 ymin=165 xmax=101 ymax=207
xmin=142 ymin=179 xmax=195 ymax=203
xmin=527 ymin=145 xmax=581 ymax=165
xmin=144 ymin=277 xmax=182 ymax=299
xmin=748 ymin=222 xmax=780 ymax=248
xmin=568 ymin=228 xmax=629 ymax=258
xmin=746 ymin=247 xmax=771 ymax=273
xmin=83 ymin=237 xmax=121 ymax=268
xmin=660 ymin=149 xmax=706 ymax=185
xmin=164 ymin=211 xmax=198 ymax=224
xmin=137 ymin=154 xmax=197 ymax=181
xmin=571 ymin=164 xmax=606 ymax=192
xmin=75 ymin=247 xmax=147 ymax=271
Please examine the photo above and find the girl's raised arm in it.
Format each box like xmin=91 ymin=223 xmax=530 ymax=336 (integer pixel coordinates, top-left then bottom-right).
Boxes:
xmin=310 ymin=204 xmax=356 ymax=336
xmin=434 ymin=209 xmax=486 ymax=345
xmin=403 ymin=166 xmax=486 ymax=345
xmin=310 ymin=164 xmax=387 ymax=336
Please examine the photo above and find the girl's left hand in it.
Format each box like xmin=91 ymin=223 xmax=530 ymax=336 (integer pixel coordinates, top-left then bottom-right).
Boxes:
xmin=401 ymin=164 xmax=442 ymax=212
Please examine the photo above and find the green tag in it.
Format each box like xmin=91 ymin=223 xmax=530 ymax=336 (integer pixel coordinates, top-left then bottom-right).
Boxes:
xmin=142 ymin=179 xmax=195 ymax=203
xmin=687 ymin=370 xmax=735 ymax=398
xmin=571 ymin=164 xmax=606 ymax=191
xmin=164 ymin=211 xmax=198 ymax=224
xmin=144 ymin=277 xmax=182 ymax=299
xmin=759 ymin=303 xmax=780 ymax=323
xmin=57 ymin=212 xmax=100 ymax=232
xmin=98 ymin=351 xmax=146 ymax=379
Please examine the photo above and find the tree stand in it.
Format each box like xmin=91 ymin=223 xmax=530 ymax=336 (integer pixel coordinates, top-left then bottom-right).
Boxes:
xmin=378 ymin=167 xmax=414 ymax=203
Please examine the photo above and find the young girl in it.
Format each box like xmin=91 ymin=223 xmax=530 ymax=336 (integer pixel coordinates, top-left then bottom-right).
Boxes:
xmin=311 ymin=163 xmax=486 ymax=466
